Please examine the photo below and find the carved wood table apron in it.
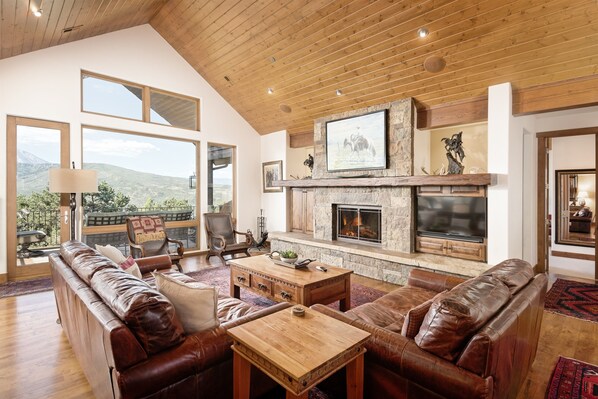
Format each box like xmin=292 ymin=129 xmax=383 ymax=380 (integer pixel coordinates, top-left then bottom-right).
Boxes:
xmin=229 ymin=255 xmax=353 ymax=311
xmin=227 ymin=307 xmax=370 ymax=399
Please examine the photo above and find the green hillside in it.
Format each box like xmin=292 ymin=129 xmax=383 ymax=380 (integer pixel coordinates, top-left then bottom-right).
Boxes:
xmin=18 ymin=163 xmax=196 ymax=207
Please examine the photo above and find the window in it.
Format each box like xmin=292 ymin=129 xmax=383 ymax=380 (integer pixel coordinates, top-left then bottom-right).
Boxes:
xmin=81 ymin=71 xmax=200 ymax=131
xmin=208 ymin=144 xmax=235 ymax=215
xmin=82 ymin=74 xmax=143 ymax=120
xmin=82 ymin=127 xmax=199 ymax=252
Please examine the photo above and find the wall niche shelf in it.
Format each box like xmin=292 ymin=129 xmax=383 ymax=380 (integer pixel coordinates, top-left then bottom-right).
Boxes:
xmin=273 ymin=173 xmax=497 ymax=188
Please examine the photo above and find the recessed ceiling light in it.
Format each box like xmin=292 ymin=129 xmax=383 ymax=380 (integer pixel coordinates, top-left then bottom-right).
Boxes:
xmin=33 ymin=8 xmax=43 ymax=17
xmin=267 ymin=87 xmax=274 ymax=94
xmin=336 ymin=89 xmax=343 ymax=96
xmin=417 ymin=27 xmax=429 ymax=38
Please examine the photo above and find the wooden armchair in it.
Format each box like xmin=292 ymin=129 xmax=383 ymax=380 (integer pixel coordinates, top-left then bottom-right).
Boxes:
xmin=204 ymin=213 xmax=253 ymax=264
xmin=126 ymin=215 xmax=184 ymax=270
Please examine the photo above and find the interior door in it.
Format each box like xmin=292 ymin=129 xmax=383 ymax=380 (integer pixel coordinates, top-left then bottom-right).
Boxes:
xmin=6 ymin=116 xmax=70 ymax=280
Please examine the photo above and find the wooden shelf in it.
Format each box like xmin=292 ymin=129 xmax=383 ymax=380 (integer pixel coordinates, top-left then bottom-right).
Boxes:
xmin=273 ymin=173 xmax=497 ymax=188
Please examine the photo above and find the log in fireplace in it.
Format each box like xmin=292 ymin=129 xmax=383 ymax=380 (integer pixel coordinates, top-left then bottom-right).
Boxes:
xmin=335 ymin=205 xmax=382 ymax=244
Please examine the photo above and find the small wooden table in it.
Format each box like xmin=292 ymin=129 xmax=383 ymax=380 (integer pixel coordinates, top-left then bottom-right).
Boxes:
xmin=229 ymin=255 xmax=353 ymax=311
xmin=227 ymin=307 xmax=370 ymax=399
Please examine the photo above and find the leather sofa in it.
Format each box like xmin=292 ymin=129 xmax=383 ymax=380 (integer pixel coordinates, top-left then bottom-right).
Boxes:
xmin=50 ymin=240 xmax=290 ymax=399
xmin=313 ymin=259 xmax=547 ymax=399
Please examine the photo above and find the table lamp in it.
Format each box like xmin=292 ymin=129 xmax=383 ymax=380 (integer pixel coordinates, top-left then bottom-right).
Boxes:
xmin=49 ymin=163 xmax=98 ymax=241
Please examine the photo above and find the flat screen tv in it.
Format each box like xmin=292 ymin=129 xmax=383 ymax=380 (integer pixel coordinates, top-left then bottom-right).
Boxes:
xmin=417 ymin=196 xmax=487 ymax=242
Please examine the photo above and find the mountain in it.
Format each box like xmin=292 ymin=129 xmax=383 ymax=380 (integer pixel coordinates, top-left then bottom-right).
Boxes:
xmin=17 ymin=162 xmax=203 ymax=207
xmin=17 ymin=150 xmax=50 ymax=164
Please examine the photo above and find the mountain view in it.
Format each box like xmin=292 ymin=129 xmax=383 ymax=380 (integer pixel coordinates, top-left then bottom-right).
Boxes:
xmin=16 ymin=150 xmax=230 ymax=207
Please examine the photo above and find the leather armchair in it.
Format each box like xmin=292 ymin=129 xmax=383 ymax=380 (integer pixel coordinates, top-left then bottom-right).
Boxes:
xmin=204 ymin=213 xmax=253 ymax=264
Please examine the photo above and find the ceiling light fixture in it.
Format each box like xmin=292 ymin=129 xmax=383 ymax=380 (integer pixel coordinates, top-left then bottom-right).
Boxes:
xmin=267 ymin=87 xmax=274 ymax=94
xmin=33 ymin=8 xmax=43 ymax=17
xmin=336 ymin=89 xmax=343 ymax=96
xmin=417 ymin=27 xmax=429 ymax=38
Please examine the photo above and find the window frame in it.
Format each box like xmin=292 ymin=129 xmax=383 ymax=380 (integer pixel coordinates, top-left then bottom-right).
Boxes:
xmin=81 ymin=70 xmax=201 ymax=131
xmin=80 ymin=125 xmax=201 ymax=252
xmin=207 ymin=142 xmax=237 ymax=220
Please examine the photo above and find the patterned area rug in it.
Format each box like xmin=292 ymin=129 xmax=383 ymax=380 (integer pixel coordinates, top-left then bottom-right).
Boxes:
xmin=0 ymin=277 xmax=53 ymax=298
xmin=187 ymin=265 xmax=386 ymax=310
xmin=544 ymin=279 xmax=598 ymax=323
xmin=546 ymin=356 xmax=598 ymax=399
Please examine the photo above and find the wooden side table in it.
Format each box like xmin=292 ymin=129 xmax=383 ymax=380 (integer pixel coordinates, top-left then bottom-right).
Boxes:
xmin=227 ymin=307 xmax=370 ymax=399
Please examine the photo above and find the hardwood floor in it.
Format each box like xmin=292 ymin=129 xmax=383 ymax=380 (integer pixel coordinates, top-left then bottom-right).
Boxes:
xmin=0 ymin=255 xmax=595 ymax=399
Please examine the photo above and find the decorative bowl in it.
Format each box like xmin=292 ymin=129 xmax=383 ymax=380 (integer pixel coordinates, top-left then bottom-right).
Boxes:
xmin=280 ymin=256 xmax=298 ymax=264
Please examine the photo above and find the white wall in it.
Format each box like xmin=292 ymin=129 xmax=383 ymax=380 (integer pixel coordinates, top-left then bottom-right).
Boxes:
xmin=0 ymin=25 xmax=263 ymax=276
xmin=260 ymin=130 xmax=288 ymax=233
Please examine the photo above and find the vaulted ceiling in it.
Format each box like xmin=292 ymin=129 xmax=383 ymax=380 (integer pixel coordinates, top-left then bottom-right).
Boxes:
xmin=2 ymin=0 xmax=598 ymax=137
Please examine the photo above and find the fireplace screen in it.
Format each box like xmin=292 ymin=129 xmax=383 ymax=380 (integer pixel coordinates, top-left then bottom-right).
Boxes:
xmin=337 ymin=206 xmax=382 ymax=244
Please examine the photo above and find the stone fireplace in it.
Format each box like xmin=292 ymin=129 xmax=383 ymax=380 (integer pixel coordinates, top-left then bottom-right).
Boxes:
xmin=335 ymin=205 xmax=382 ymax=244
xmin=311 ymin=99 xmax=414 ymax=253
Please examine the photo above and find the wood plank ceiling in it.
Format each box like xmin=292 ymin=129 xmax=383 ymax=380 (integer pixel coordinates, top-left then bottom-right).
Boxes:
xmin=2 ymin=0 xmax=598 ymax=137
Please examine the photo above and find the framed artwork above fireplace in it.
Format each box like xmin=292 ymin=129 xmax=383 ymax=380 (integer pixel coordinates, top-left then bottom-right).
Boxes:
xmin=326 ymin=110 xmax=387 ymax=172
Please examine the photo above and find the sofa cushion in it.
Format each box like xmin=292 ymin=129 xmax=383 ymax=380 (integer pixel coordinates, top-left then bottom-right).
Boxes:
xmin=482 ymin=259 xmax=534 ymax=294
xmin=401 ymin=291 xmax=446 ymax=339
xmin=95 ymin=244 xmax=127 ymax=263
xmin=70 ymin=251 xmax=119 ymax=285
xmin=91 ymin=268 xmax=185 ymax=355
xmin=153 ymin=272 xmax=220 ymax=333
xmin=414 ymin=275 xmax=510 ymax=361
xmin=60 ymin=240 xmax=96 ymax=267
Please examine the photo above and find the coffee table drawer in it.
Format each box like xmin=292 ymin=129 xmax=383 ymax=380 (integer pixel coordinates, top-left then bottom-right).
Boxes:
xmin=274 ymin=283 xmax=298 ymax=303
xmin=232 ymin=269 xmax=250 ymax=288
xmin=251 ymin=275 xmax=272 ymax=296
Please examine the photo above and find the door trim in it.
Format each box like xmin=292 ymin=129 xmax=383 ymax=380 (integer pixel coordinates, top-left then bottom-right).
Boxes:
xmin=7 ymin=116 xmax=70 ymax=281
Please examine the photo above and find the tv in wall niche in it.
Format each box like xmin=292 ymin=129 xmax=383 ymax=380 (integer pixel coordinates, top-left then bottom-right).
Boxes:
xmin=326 ymin=110 xmax=387 ymax=172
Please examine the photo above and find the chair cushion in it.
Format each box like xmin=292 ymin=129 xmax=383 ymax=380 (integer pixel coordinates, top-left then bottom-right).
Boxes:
xmin=414 ymin=275 xmax=510 ymax=361
xmin=482 ymin=258 xmax=534 ymax=294
xmin=91 ymin=268 xmax=185 ymax=355
xmin=153 ymin=272 xmax=220 ymax=334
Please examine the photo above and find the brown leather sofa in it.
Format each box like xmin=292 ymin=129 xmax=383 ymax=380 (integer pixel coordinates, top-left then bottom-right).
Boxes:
xmin=313 ymin=259 xmax=547 ymax=399
xmin=50 ymin=240 xmax=290 ymax=399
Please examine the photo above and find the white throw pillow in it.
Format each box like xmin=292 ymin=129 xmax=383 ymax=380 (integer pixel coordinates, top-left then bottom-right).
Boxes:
xmin=152 ymin=272 xmax=220 ymax=333
xmin=95 ymin=244 xmax=127 ymax=264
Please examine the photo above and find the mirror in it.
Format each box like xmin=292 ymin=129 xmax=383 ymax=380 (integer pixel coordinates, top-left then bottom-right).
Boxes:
xmin=555 ymin=169 xmax=595 ymax=247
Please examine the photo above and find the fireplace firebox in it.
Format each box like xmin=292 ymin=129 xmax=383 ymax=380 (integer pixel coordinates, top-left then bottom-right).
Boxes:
xmin=336 ymin=205 xmax=382 ymax=244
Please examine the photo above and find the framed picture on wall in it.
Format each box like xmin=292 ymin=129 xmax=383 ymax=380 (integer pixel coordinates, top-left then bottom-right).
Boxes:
xmin=263 ymin=160 xmax=283 ymax=193
xmin=326 ymin=109 xmax=387 ymax=172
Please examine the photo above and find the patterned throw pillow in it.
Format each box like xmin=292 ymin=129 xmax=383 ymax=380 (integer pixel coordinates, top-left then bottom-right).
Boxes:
xmin=120 ymin=256 xmax=142 ymax=278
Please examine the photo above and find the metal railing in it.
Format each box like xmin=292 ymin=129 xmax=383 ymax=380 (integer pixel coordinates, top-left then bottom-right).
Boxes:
xmin=17 ymin=209 xmax=61 ymax=248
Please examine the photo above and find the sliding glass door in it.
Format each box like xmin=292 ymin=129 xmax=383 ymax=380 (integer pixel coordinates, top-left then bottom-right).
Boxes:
xmin=6 ymin=117 xmax=71 ymax=280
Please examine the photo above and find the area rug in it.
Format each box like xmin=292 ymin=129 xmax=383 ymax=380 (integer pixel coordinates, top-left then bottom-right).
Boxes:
xmin=546 ymin=356 xmax=598 ymax=399
xmin=187 ymin=265 xmax=385 ymax=310
xmin=0 ymin=277 xmax=53 ymax=298
xmin=544 ymin=278 xmax=598 ymax=323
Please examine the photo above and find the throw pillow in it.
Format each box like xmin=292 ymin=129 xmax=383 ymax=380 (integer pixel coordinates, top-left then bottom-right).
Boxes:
xmin=152 ymin=272 xmax=220 ymax=334
xmin=120 ymin=256 xmax=142 ymax=279
xmin=401 ymin=291 xmax=446 ymax=339
xmin=95 ymin=244 xmax=127 ymax=264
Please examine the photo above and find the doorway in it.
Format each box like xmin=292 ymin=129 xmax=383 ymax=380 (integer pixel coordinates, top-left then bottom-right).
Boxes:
xmin=6 ymin=116 xmax=71 ymax=280
xmin=537 ymin=128 xmax=598 ymax=280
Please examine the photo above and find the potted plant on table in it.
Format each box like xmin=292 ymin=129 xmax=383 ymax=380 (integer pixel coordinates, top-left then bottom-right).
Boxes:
xmin=279 ymin=250 xmax=298 ymax=264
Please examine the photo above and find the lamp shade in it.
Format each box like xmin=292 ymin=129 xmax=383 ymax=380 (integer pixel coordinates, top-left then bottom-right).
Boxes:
xmin=49 ymin=168 xmax=98 ymax=193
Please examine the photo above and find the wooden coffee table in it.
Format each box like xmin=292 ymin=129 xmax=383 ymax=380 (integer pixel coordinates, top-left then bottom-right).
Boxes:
xmin=227 ymin=307 xmax=370 ymax=399
xmin=229 ymin=255 xmax=353 ymax=311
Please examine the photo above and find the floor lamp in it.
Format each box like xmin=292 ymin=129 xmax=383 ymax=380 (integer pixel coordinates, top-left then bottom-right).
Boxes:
xmin=49 ymin=164 xmax=98 ymax=241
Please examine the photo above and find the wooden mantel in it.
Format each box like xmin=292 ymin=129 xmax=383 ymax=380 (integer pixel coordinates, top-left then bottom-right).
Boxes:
xmin=273 ymin=173 xmax=497 ymax=188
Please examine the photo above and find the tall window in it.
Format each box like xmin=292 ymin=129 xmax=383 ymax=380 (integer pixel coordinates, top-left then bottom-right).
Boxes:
xmin=208 ymin=144 xmax=235 ymax=215
xmin=82 ymin=127 xmax=199 ymax=251
xmin=82 ymin=71 xmax=200 ymax=131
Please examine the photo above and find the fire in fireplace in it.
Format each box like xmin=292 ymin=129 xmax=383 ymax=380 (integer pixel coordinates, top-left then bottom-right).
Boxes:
xmin=336 ymin=205 xmax=382 ymax=244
